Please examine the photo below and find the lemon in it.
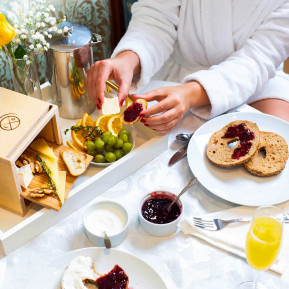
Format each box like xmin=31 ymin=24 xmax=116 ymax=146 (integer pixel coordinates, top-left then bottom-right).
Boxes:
xmin=95 ymin=114 xmax=113 ymax=132
xmin=107 ymin=114 xmax=122 ymax=136
xmin=71 ymin=120 xmax=87 ymax=151
xmin=66 ymin=140 xmax=85 ymax=153
xmin=81 ymin=113 xmax=95 ymax=127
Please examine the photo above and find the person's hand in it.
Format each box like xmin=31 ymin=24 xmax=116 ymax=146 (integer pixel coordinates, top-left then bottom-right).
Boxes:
xmin=135 ymin=82 xmax=210 ymax=133
xmin=86 ymin=51 xmax=140 ymax=109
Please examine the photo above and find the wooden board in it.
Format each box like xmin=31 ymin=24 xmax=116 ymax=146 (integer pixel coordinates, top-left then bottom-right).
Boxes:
xmin=20 ymin=142 xmax=93 ymax=211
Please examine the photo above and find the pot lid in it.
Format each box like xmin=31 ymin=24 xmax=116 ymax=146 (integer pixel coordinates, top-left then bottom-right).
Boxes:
xmin=49 ymin=21 xmax=92 ymax=51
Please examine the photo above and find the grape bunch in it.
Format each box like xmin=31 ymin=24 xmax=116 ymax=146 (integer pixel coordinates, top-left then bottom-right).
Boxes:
xmin=86 ymin=129 xmax=133 ymax=163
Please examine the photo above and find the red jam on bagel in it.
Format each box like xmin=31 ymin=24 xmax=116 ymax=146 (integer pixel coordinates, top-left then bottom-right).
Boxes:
xmin=120 ymin=99 xmax=148 ymax=125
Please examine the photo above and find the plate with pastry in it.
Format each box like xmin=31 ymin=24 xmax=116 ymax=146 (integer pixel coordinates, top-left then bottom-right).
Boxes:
xmin=25 ymin=247 xmax=167 ymax=289
xmin=187 ymin=112 xmax=289 ymax=206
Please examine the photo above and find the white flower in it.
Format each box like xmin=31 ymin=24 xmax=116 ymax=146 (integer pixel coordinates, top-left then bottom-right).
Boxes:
xmin=44 ymin=13 xmax=49 ymax=18
xmin=57 ymin=29 xmax=62 ymax=34
xmin=29 ymin=44 xmax=35 ymax=50
xmin=21 ymin=28 xmax=26 ymax=34
xmin=41 ymin=22 xmax=45 ymax=27
xmin=53 ymin=26 xmax=58 ymax=32
xmin=28 ymin=11 xmax=33 ymax=17
xmin=30 ymin=30 xmax=35 ymax=35
xmin=46 ymin=43 xmax=50 ymax=48
xmin=15 ymin=38 xmax=20 ymax=44
xmin=43 ymin=31 xmax=48 ymax=36
xmin=47 ymin=34 xmax=52 ymax=39
xmin=20 ymin=34 xmax=27 ymax=39
xmin=31 ymin=1 xmax=36 ymax=6
xmin=48 ymin=5 xmax=55 ymax=12
xmin=44 ymin=46 xmax=48 ymax=51
xmin=48 ymin=27 xmax=53 ymax=32
xmin=26 ymin=60 xmax=30 ymax=65
xmin=36 ymin=23 xmax=41 ymax=28
xmin=36 ymin=43 xmax=42 ymax=49
xmin=35 ymin=12 xmax=42 ymax=18
xmin=63 ymin=26 xmax=69 ymax=32
xmin=23 ymin=55 xmax=28 ymax=60
xmin=14 ymin=24 xmax=18 ymax=29
xmin=15 ymin=29 xmax=20 ymax=35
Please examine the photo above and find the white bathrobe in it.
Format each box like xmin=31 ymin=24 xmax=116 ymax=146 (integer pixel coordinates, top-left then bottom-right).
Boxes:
xmin=112 ymin=0 xmax=289 ymax=119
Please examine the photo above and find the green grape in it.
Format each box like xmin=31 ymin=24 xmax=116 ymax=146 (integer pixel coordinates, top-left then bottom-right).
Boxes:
xmin=105 ymin=152 xmax=116 ymax=162
xmin=119 ymin=133 xmax=128 ymax=143
xmin=95 ymin=139 xmax=105 ymax=150
xmin=96 ymin=146 xmax=105 ymax=154
xmin=114 ymin=149 xmax=124 ymax=160
xmin=105 ymin=144 xmax=114 ymax=152
xmin=94 ymin=136 xmax=102 ymax=142
xmin=102 ymin=135 xmax=109 ymax=144
xmin=118 ymin=129 xmax=130 ymax=136
xmin=115 ymin=138 xmax=123 ymax=149
xmin=102 ymin=131 xmax=112 ymax=137
xmin=122 ymin=142 xmax=133 ymax=154
xmin=86 ymin=141 xmax=96 ymax=151
xmin=94 ymin=154 xmax=105 ymax=163
xmin=87 ymin=149 xmax=97 ymax=156
xmin=107 ymin=135 xmax=117 ymax=146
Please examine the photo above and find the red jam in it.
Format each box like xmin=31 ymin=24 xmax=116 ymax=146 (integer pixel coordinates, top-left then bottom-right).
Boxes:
xmin=96 ymin=265 xmax=129 ymax=289
xmin=141 ymin=194 xmax=181 ymax=224
xmin=222 ymin=123 xmax=255 ymax=159
xmin=123 ymin=102 xmax=143 ymax=122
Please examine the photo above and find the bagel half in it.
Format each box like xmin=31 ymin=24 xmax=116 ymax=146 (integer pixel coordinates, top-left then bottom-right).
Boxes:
xmin=244 ymin=131 xmax=288 ymax=176
xmin=206 ymin=120 xmax=260 ymax=167
xmin=120 ymin=99 xmax=148 ymax=125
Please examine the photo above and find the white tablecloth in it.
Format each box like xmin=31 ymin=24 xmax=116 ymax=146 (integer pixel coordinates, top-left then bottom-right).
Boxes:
xmin=1 ymin=82 xmax=289 ymax=289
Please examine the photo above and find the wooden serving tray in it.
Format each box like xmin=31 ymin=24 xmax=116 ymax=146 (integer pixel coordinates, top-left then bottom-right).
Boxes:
xmin=20 ymin=142 xmax=93 ymax=211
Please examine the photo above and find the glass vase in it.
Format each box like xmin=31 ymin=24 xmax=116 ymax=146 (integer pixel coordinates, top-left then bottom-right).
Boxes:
xmin=7 ymin=52 xmax=42 ymax=99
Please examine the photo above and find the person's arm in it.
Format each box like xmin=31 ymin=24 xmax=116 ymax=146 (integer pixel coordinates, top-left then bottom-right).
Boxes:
xmin=111 ymin=0 xmax=181 ymax=91
xmin=183 ymin=2 xmax=289 ymax=119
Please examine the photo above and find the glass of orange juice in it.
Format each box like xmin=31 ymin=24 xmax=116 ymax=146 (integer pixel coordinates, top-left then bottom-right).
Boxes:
xmin=237 ymin=206 xmax=283 ymax=289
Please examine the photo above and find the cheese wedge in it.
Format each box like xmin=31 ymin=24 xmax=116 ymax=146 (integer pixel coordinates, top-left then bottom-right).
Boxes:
xmin=58 ymin=171 xmax=66 ymax=204
xmin=30 ymin=138 xmax=57 ymax=160
xmin=38 ymin=153 xmax=63 ymax=204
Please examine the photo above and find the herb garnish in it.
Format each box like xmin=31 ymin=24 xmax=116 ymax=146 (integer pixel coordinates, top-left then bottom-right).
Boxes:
xmin=64 ymin=125 xmax=103 ymax=142
xmin=37 ymin=154 xmax=57 ymax=195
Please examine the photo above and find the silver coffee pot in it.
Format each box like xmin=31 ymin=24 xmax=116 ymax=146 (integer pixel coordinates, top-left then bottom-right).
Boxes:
xmin=47 ymin=21 xmax=101 ymax=119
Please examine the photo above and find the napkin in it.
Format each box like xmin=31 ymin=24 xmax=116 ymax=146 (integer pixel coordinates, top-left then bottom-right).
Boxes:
xmin=179 ymin=205 xmax=289 ymax=275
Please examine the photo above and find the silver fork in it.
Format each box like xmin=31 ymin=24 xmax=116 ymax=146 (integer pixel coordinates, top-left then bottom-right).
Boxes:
xmin=192 ymin=217 xmax=250 ymax=231
xmin=193 ymin=213 xmax=289 ymax=231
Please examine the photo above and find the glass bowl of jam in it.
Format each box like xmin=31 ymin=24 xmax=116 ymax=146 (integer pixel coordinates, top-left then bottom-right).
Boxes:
xmin=138 ymin=191 xmax=183 ymax=237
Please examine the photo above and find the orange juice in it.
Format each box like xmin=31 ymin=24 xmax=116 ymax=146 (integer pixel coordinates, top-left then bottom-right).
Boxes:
xmin=246 ymin=216 xmax=282 ymax=270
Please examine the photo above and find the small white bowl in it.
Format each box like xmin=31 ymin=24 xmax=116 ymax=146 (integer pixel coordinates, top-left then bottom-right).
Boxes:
xmin=83 ymin=200 xmax=128 ymax=247
xmin=138 ymin=191 xmax=183 ymax=237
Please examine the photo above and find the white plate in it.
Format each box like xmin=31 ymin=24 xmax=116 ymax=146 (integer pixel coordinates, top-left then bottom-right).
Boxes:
xmin=25 ymin=247 xmax=167 ymax=289
xmin=187 ymin=112 xmax=289 ymax=206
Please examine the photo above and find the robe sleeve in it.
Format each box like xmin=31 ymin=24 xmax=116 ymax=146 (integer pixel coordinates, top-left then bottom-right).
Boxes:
xmin=184 ymin=2 xmax=289 ymax=119
xmin=111 ymin=0 xmax=180 ymax=91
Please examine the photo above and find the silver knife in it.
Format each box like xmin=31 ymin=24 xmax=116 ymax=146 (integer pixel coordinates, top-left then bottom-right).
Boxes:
xmin=168 ymin=143 xmax=188 ymax=166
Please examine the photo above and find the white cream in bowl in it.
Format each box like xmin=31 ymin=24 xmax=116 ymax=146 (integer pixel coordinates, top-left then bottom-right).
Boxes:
xmin=83 ymin=201 xmax=128 ymax=247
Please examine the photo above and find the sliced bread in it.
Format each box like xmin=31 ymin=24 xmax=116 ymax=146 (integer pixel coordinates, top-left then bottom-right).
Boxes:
xmin=61 ymin=149 xmax=90 ymax=176
xmin=206 ymin=120 xmax=260 ymax=167
xmin=244 ymin=131 xmax=288 ymax=176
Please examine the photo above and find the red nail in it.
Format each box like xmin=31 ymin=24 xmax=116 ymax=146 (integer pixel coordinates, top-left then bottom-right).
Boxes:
xmin=119 ymin=99 xmax=124 ymax=106
xmin=140 ymin=113 xmax=145 ymax=117
xmin=132 ymin=94 xmax=138 ymax=97
xmin=140 ymin=118 xmax=145 ymax=123
xmin=97 ymin=104 xmax=101 ymax=110
xmin=144 ymin=124 xmax=149 ymax=127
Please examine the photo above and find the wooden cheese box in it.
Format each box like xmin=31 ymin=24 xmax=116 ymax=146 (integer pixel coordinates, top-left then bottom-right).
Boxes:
xmin=0 ymin=87 xmax=62 ymax=216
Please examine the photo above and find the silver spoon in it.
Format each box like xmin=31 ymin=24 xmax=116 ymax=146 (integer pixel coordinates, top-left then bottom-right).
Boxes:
xmin=103 ymin=231 xmax=111 ymax=249
xmin=175 ymin=133 xmax=194 ymax=143
xmin=167 ymin=177 xmax=198 ymax=211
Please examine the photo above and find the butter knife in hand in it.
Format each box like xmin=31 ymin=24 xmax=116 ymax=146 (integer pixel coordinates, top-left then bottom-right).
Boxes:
xmin=168 ymin=143 xmax=188 ymax=166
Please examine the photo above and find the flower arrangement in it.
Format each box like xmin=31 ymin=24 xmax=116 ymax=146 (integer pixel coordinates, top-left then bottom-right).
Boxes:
xmin=0 ymin=0 xmax=65 ymax=96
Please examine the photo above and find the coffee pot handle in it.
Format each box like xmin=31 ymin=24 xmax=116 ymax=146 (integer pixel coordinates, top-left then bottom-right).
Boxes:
xmin=90 ymin=33 xmax=102 ymax=46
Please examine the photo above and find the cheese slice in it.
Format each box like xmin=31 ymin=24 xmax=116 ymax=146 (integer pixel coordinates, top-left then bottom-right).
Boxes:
xmin=30 ymin=138 xmax=57 ymax=160
xmin=58 ymin=171 xmax=66 ymax=204
xmin=39 ymin=153 xmax=62 ymax=204
xmin=102 ymin=97 xmax=120 ymax=115
xmin=17 ymin=164 xmax=34 ymax=189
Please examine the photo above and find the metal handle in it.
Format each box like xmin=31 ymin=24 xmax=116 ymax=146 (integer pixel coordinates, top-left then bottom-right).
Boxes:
xmin=103 ymin=231 xmax=111 ymax=249
xmin=168 ymin=177 xmax=198 ymax=211
xmin=90 ymin=33 xmax=102 ymax=46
